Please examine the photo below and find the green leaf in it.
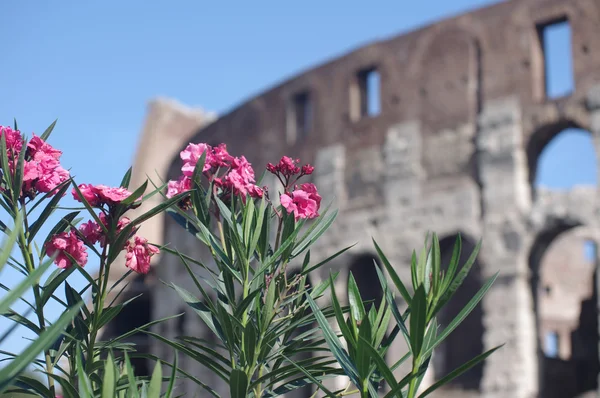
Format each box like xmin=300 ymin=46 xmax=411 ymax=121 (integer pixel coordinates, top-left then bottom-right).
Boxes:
xmin=120 ymin=180 xmax=147 ymax=207
xmin=418 ymin=345 xmax=504 ymax=397
xmin=124 ymin=351 xmax=141 ymax=398
xmin=409 ymin=285 xmax=427 ymax=357
xmin=431 ymin=233 xmax=441 ymax=298
xmin=305 ymin=293 xmax=360 ymax=387
xmin=148 ymin=360 xmax=162 ymax=398
xmin=243 ymin=321 xmax=257 ymax=366
xmin=40 ymin=119 xmax=58 ymax=141
xmin=0 ymin=210 xmax=21 ymax=274
xmin=0 ymin=302 xmax=82 ymax=393
xmin=356 ymin=315 xmax=372 ymax=380
xmin=416 ymin=233 xmax=430 ymax=288
xmin=347 ymin=272 xmax=366 ymax=322
xmin=422 ymin=272 xmax=498 ymax=361
xmin=432 ymin=239 xmax=482 ymax=318
xmin=164 ymin=351 xmax=178 ymax=398
xmin=280 ymin=354 xmax=339 ymax=397
xmin=171 ymin=284 xmax=224 ymax=343
xmin=131 ymin=190 xmax=189 ymax=227
xmin=0 ymin=254 xmax=54 ymax=316
xmin=120 ymin=166 xmax=133 ymax=189
xmin=358 ymin=335 xmax=400 ymax=393
xmin=102 ymin=352 xmax=117 ymax=398
xmin=11 ymin=136 xmax=27 ymax=204
xmin=328 ymin=274 xmax=356 ymax=349
xmin=373 ymin=238 xmax=411 ymax=305
xmin=229 ymin=369 xmax=248 ymax=398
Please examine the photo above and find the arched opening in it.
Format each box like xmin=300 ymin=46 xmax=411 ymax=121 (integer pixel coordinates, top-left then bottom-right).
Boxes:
xmin=101 ymin=273 xmax=153 ymax=377
xmin=529 ymin=223 xmax=599 ymax=397
xmin=527 ymin=124 xmax=597 ymax=194
xmin=433 ymin=234 xmax=484 ymax=393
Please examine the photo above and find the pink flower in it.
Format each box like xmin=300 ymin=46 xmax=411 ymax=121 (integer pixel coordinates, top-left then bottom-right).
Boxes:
xmin=231 ymin=156 xmax=255 ymax=182
xmin=212 ymin=143 xmax=234 ymax=167
xmin=27 ymin=134 xmax=62 ymax=161
xmin=301 ymin=164 xmax=315 ymax=175
xmin=0 ymin=126 xmax=23 ymax=154
xmin=166 ymin=175 xmax=191 ymax=199
xmin=22 ymin=161 xmax=40 ymax=183
xmin=72 ymin=184 xmax=137 ymax=207
xmin=276 ymin=156 xmax=300 ymax=176
xmin=247 ymin=184 xmax=264 ymax=198
xmin=79 ymin=220 xmax=102 ymax=245
xmin=46 ymin=230 xmax=88 ymax=269
xmin=280 ymin=187 xmax=319 ymax=221
xmin=80 ymin=213 xmax=132 ymax=247
xmin=34 ymin=157 xmax=69 ymax=194
xmin=125 ymin=236 xmax=159 ymax=274
xmin=72 ymin=183 xmax=100 ymax=205
xmin=300 ymin=183 xmax=321 ymax=208
xmin=94 ymin=185 xmax=134 ymax=205
xmin=180 ymin=143 xmax=213 ymax=177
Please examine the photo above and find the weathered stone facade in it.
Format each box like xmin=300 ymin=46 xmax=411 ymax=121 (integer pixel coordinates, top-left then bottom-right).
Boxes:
xmin=111 ymin=0 xmax=600 ymax=396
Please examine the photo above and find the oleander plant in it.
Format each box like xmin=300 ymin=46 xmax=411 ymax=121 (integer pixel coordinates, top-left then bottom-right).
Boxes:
xmin=0 ymin=121 xmax=501 ymax=398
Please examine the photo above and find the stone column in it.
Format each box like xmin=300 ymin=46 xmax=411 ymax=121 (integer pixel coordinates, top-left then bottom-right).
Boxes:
xmin=477 ymin=97 xmax=538 ymax=398
xmin=587 ymin=84 xmax=600 ymax=397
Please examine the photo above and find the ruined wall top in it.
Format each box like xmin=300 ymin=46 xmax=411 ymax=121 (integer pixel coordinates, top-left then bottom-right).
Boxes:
xmin=167 ymin=0 xmax=600 ymax=183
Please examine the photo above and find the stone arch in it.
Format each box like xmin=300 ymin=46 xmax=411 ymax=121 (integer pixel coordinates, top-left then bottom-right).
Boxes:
xmin=433 ymin=232 xmax=485 ymax=392
xmin=528 ymin=219 xmax=600 ymax=397
xmin=525 ymin=116 xmax=594 ymax=189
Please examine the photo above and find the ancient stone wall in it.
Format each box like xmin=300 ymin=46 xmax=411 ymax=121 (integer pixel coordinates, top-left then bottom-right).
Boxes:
xmin=128 ymin=0 xmax=600 ymax=396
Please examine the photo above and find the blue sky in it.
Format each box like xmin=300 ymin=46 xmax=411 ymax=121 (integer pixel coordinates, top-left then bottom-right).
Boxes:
xmin=0 ymin=0 xmax=596 ymax=359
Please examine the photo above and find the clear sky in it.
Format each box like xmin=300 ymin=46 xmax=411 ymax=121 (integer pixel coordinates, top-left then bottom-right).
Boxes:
xmin=0 ymin=0 xmax=596 ymax=360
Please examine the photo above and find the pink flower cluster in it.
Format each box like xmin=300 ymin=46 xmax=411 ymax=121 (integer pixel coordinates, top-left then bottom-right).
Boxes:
xmin=167 ymin=142 xmax=263 ymax=205
xmin=280 ymin=183 xmax=321 ymax=221
xmin=267 ymin=156 xmax=314 ymax=178
xmin=45 ymin=183 xmax=157 ymax=273
xmin=267 ymin=156 xmax=321 ymax=221
xmin=79 ymin=212 xmax=131 ymax=248
xmin=46 ymin=230 xmax=88 ymax=269
xmin=124 ymin=236 xmax=160 ymax=274
xmin=72 ymin=183 xmax=139 ymax=208
xmin=0 ymin=126 xmax=70 ymax=199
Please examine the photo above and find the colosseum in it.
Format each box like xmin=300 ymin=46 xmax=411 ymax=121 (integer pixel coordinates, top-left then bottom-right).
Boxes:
xmin=101 ymin=0 xmax=600 ymax=396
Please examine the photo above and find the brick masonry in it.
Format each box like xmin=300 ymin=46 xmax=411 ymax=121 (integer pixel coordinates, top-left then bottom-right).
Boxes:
xmin=107 ymin=0 xmax=600 ymax=396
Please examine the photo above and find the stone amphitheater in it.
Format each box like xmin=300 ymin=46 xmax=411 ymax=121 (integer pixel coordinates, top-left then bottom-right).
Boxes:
xmin=101 ymin=0 xmax=600 ymax=396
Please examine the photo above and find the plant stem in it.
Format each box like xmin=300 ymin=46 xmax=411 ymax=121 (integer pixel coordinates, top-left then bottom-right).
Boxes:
xmin=274 ymin=217 xmax=283 ymax=252
xmin=16 ymin=201 xmax=55 ymax=394
xmin=407 ymin=355 xmax=421 ymax=398
xmin=87 ymin=244 xmax=108 ymax=375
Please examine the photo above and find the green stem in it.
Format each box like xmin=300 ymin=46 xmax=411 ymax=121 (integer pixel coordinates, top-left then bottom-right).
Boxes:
xmin=407 ymin=355 xmax=421 ymax=398
xmin=87 ymin=244 xmax=108 ymax=374
xmin=16 ymin=201 xmax=55 ymax=395
xmin=274 ymin=217 xmax=284 ymax=253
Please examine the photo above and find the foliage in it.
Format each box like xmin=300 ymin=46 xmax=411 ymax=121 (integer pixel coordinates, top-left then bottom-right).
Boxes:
xmin=0 ymin=122 xmax=181 ymax=397
xmin=0 ymin=121 xmax=501 ymax=397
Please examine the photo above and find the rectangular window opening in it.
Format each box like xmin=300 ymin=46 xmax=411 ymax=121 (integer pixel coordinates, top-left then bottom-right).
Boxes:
xmin=287 ymin=91 xmax=312 ymax=144
xmin=538 ymin=18 xmax=574 ymax=99
xmin=351 ymin=67 xmax=381 ymax=121
xmin=544 ymin=330 xmax=560 ymax=358
xmin=584 ymin=240 xmax=597 ymax=263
